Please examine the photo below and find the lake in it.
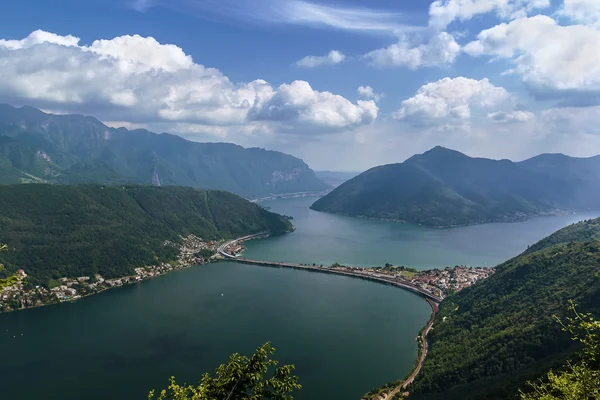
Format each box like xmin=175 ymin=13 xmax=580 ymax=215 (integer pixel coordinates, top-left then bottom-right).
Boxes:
xmin=1 ymin=197 xmax=596 ymax=400
xmin=246 ymin=197 xmax=599 ymax=269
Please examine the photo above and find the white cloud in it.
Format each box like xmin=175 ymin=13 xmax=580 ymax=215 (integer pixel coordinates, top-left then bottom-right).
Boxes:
xmin=248 ymin=80 xmax=378 ymax=129
xmin=465 ymin=15 xmax=600 ymax=99
xmin=394 ymin=77 xmax=513 ymax=123
xmin=558 ymin=0 xmax=600 ymax=27
xmin=296 ymin=50 xmax=345 ymax=68
xmin=88 ymin=35 xmax=193 ymax=73
xmin=357 ymin=86 xmax=382 ymax=102
xmin=0 ymin=29 xmax=79 ymax=49
xmin=142 ymin=0 xmax=422 ymax=35
xmin=0 ymin=30 xmax=376 ymax=133
xmin=364 ymin=32 xmax=460 ymax=69
xmin=429 ymin=0 xmax=550 ymax=30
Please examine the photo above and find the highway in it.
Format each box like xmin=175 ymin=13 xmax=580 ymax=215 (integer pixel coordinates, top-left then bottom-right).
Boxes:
xmin=218 ymin=233 xmax=443 ymax=303
xmin=218 ymin=231 xmax=442 ymax=398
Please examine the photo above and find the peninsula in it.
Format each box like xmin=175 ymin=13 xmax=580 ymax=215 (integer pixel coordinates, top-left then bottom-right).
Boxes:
xmin=311 ymin=146 xmax=600 ymax=227
xmin=0 ymin=184 xmax=293 ymax=312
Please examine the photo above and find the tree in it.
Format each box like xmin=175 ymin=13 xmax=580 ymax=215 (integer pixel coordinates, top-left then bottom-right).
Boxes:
xmin=520 ymin=301 xmax=600 ymax=400
xmin=0 ymin=244 xmax=7 ymax=273
xmin=148 ymin=342 xmax=301 ymax=400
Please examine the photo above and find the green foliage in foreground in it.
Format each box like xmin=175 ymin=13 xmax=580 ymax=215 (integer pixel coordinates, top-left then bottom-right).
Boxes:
xmin=0 ymin=184 xmax=292 ymax=287
xmin=410 ymin=217 xmax=600 ymax=400
xmin=520 ymin=301 xmax=600 ymax=400
xmin=149 ymin=342 xmax=301 ymax=400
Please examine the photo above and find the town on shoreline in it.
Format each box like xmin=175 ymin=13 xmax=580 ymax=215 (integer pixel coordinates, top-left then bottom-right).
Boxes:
xmin=0 ymin=234 xmax=221 ymax=313
xmin=222 ymin=236 xmax=495 ymax=301
xmin=1 ymin=232 xmax=494 ymax=314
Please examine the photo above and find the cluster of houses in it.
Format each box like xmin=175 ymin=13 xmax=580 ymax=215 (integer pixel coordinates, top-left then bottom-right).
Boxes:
xmin=329 ymin=264 xmax=494 ymax=299
xmin=0 ymin=234 xmax=220 ymax=313
xmin=396 ymin=265 xmax=495 ymax=296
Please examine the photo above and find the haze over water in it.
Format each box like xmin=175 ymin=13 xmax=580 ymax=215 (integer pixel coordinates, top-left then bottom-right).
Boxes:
xmin=1 ymin=197 xmax=597 ymax=400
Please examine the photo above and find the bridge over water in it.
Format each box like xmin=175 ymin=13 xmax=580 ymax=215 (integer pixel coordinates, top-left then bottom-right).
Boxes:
xmin=218 ymin=233 xmax=443 ymax=303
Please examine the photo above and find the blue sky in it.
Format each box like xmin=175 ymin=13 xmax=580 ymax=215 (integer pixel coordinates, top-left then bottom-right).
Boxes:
xmin=1 ymin=0 xmax=600 ymax=170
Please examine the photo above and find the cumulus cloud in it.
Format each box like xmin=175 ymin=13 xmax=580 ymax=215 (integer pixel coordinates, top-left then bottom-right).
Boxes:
xmin=394 ymin=77 xmax=514 ymax=123
xmin=364 ymin=32 xmax=460 ymax=69
xmin=465 ymin=16 xmax=600 ymax=101
xmin=0 ymin=30 xmax=376 ymax=133
xmin=295 ymin=50 xmax=345 ymax=68
xmin=558 ymin=0 xmax=600 ymax=27
xmin=429 ymin=0 xmax=550 ymax=30
xmin=248 ymin=80 xmax=378 ymax=129
xmin=0 ymin=29 xmax=79 ymax=49
xmin=357 ymin=86 xmax=382 ymax=102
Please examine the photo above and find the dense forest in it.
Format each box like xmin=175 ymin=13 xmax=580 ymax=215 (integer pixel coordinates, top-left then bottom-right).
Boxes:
xmin=409 ymin=218 xmax=600 ymax=399
xmin=0 ymin=184 xmax=292 ymax=287
xmin=311 ymin=146 xmax=600 ymax=227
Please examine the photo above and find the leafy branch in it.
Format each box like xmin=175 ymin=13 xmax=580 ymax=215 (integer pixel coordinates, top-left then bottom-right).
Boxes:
xmin=149 ymin=342 xmax=301 ymax=400
xmin=520 ymin=301 xmax=600 ymax=400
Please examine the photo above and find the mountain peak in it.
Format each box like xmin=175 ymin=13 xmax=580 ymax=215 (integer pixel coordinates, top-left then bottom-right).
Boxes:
xmin=426 ymin=145 xmax=466 ymax=156
xmin=405 ymin=146 xmax=469 ymax=164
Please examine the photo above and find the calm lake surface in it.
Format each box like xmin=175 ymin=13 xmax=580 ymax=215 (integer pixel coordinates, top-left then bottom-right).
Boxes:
xmin=1 ymin=196 xmax=597 ymax=400
xmin=247 ymin=197 xmax=600 ymax=269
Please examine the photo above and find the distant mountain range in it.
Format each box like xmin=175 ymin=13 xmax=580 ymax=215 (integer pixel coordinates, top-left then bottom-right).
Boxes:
xmin=311 ymin=146 xmax=600 ymax=227
xmin=0 ymin=104 xmax=329 ymax=198
xmin=314 ymin=171 xmax=359 ymax=188
xmin=410 ymin=217 xmax=600 ymax=399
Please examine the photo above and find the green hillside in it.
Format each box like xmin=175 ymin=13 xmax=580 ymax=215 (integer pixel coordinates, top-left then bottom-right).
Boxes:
xmin=311 ymin=146 xmax=600 ymax=227
xmin=0 ymin=184 xmax=292 ymax=287
xmin=0 ymin=104 xmax=329 ymax=198
xmin=409 ymin=218 xmax=600 ymax=399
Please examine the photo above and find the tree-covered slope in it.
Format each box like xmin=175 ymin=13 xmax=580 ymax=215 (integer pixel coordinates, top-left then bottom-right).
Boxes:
xmin=311 ymin=146 xmax=600 ymax=227
xmin=0 ymin=104 xmax=329 ymax=198
xmin=0 ymin=184 xmax=292 ymax=287
xmin=409 ymin=218 xmax=600 ymax=400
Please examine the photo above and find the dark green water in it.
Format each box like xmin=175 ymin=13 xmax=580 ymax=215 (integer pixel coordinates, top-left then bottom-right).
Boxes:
xmin=1 ymin=196 xmax=597 ymax=400
xmin=0 ymin=262 xmax=430 ymax=400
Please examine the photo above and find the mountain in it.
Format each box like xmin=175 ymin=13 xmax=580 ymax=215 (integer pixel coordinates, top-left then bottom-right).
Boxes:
xmin=0 ymin=184 xmax=292 ymax=287
xmin=409 ymin=217 xmax=600 ymax=399
xmin=311 ymin=146 xmax=600 ymax=227
xmin=0 ymin=104 xmax=329 ymax=198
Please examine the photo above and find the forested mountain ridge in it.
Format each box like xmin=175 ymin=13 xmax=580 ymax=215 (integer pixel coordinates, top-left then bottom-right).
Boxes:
xmin=0 ymin=104 xmax=329 ymax=198
xmin=311 ymin=146 xmax=600 ymax=227
xmin=0 ymin=184 xmax=292 ymax=287
xmin=409 ymin=218 xmax=600 ymax=399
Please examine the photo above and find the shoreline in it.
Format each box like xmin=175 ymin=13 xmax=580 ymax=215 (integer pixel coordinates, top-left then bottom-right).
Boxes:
xmin=309 ymin=208 xmax=577 ymax=229
xmin=219 ymin=233 xmax=443 ymax=400
xmin=0 ymin=234 xmax=222 ymax=314
xmin=3 ymin=230 xmax=440 ymax=398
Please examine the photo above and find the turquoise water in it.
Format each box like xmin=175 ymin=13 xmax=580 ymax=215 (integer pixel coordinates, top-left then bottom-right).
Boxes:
xmin=246 ymin=197 xmax=599 ymax=269
xmin=0 ymin=196 xmax=596 ymax=400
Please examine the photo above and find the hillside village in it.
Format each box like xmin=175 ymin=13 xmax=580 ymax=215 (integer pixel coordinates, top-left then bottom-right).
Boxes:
xmin=0 ymin=235 xmax=221 ymax=313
